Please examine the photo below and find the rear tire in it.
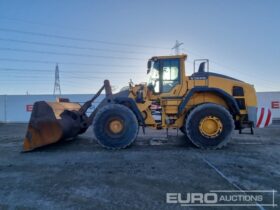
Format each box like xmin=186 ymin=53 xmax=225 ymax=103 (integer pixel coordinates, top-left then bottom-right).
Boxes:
xmin=93 ymin=104 xmax=138 ymax=149
xmin=186 ymin=103 xmax=234 ymax=149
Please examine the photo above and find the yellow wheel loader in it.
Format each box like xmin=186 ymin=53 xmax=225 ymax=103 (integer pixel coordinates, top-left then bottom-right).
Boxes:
xmin=23 ymin=54 xmax=257 ymax=151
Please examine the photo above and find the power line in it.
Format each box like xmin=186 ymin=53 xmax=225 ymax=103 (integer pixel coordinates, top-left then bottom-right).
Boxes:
xmin=209 ymin=61 xmax=277 ymax=87
xmin=0 ymin=80 xmax=105 ymax=92
xmin=0 ymin=28 xmax=170 ymax=49
xmin=0 ymin=38 xmax=150 ymax=55
xmin=0 ymin=16 xmax=95 ymax=33
xmin=0 ymin=69 xmax=143 ymax=81
xmin=0 ymin=47 xmax=145 ymax=60
xmin=0 ymin=45 xmax=276 ymax=90
xmin=183 ymin=48 xmax=277 ymax=86
xmin=0 ymin=67 xmax=277 ymax=89
xmin=0 ymin=73 xmax=276 ymax=90
xmin=0 ymin=74 xmax=136 ymax=81
xmin=0 ymin=57 xmax=274 ymax=85
xmin=0 ymin=77 xmax=116 ymax=83
xmin=0 ymin=20 xmax=274 ymax=90
xmin=0 ymin=36 xmax=257 ymax=82
xmin=0 ymin=77 xmax=276 ymax=90
xmin=0 ymin=58 xmax=141 ymax=67
xmin=0 ymin=65 xmax=276 ymax=89
xmin=0 ymin=67 xmax=144 ymax=74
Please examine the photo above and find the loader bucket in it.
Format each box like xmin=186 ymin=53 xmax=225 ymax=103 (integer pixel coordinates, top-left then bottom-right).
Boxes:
xmin=23 ymin=101 xmax=82 ymax=152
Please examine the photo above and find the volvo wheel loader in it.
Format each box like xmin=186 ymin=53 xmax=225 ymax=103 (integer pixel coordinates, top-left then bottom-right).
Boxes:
xmin=23 ymin=54 xmax=257 ymax=151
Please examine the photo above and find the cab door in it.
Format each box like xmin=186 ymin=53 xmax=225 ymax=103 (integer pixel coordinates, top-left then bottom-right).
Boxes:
xmin=159 ymin=58 xmax=181 ymax=97
xmin=158 ymin=58 xmax=183 ymax=119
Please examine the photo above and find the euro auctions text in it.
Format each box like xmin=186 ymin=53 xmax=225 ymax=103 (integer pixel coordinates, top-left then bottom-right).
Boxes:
xmin=166 ymin=190 xmax=277 ymax=207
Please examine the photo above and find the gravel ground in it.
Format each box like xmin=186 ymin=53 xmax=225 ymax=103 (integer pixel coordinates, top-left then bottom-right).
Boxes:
xmin=0 ymin=123 xmax=279 ymax=210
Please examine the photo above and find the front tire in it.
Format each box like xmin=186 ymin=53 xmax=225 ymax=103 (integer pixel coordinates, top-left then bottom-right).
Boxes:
xmin=185 ymin=103 xmax=234 ymax=149
xmin=93 ymin=104 xmax=138 ymax=149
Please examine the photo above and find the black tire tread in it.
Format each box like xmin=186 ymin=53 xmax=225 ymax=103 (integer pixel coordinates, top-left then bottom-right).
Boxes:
xmin=93 ymin=104 xmax=138 ymax=150
xmin=186 ymin=103 xmax=234 ymax=149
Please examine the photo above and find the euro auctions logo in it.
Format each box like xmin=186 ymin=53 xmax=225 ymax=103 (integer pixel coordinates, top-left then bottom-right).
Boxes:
xmin=166 ymin=190 xmax=277 ymax=207
xmin=167 ymin=192 xmax=218 ymax=205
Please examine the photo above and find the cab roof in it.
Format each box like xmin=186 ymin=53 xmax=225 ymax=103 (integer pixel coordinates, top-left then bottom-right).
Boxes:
xmin=150 ymin=54 xmax=187 ymax=60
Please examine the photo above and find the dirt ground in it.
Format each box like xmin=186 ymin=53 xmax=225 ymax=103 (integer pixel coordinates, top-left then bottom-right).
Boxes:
xmin=0 ymin=123 xmax=279 ymax=210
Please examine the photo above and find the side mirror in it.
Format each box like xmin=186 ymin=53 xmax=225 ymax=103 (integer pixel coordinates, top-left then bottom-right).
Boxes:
xmin=147 ymin=60 xmax=151 ymax=74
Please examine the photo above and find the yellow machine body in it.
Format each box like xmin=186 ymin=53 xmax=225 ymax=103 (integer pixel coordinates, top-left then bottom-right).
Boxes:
xmin=129 ymin=54 xmax=257 ymax=129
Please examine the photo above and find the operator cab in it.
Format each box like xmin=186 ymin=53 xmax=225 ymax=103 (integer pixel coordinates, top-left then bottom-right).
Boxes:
xmin=147 ymin=55 xmax=183 ymax=94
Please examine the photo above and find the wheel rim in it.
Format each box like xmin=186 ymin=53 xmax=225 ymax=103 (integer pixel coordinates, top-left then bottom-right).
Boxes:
xmin=108 ymin=119 xmax=124 ymax=134
xmin=199 ymin=116 xmax=223 ymax=138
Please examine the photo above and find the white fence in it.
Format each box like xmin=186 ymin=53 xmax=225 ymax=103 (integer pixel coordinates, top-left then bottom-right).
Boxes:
xmin=0 ymin=92 xmax=279 ymax=123
xmin=0 ymin=94 xmax=104 ymax=123
xmin=256 ymin=92 xmax=280 ymax=124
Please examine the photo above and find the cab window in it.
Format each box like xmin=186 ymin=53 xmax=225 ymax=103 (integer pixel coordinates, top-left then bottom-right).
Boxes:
xmin=147 ymin=60 xmax=160 ymax=93
xmin=161 ymin=59 xmax=180 ymax=92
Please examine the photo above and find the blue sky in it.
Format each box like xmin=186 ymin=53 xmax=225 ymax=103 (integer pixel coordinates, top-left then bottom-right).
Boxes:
xmin=0 ymin=0 xmax=279 ymax=94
